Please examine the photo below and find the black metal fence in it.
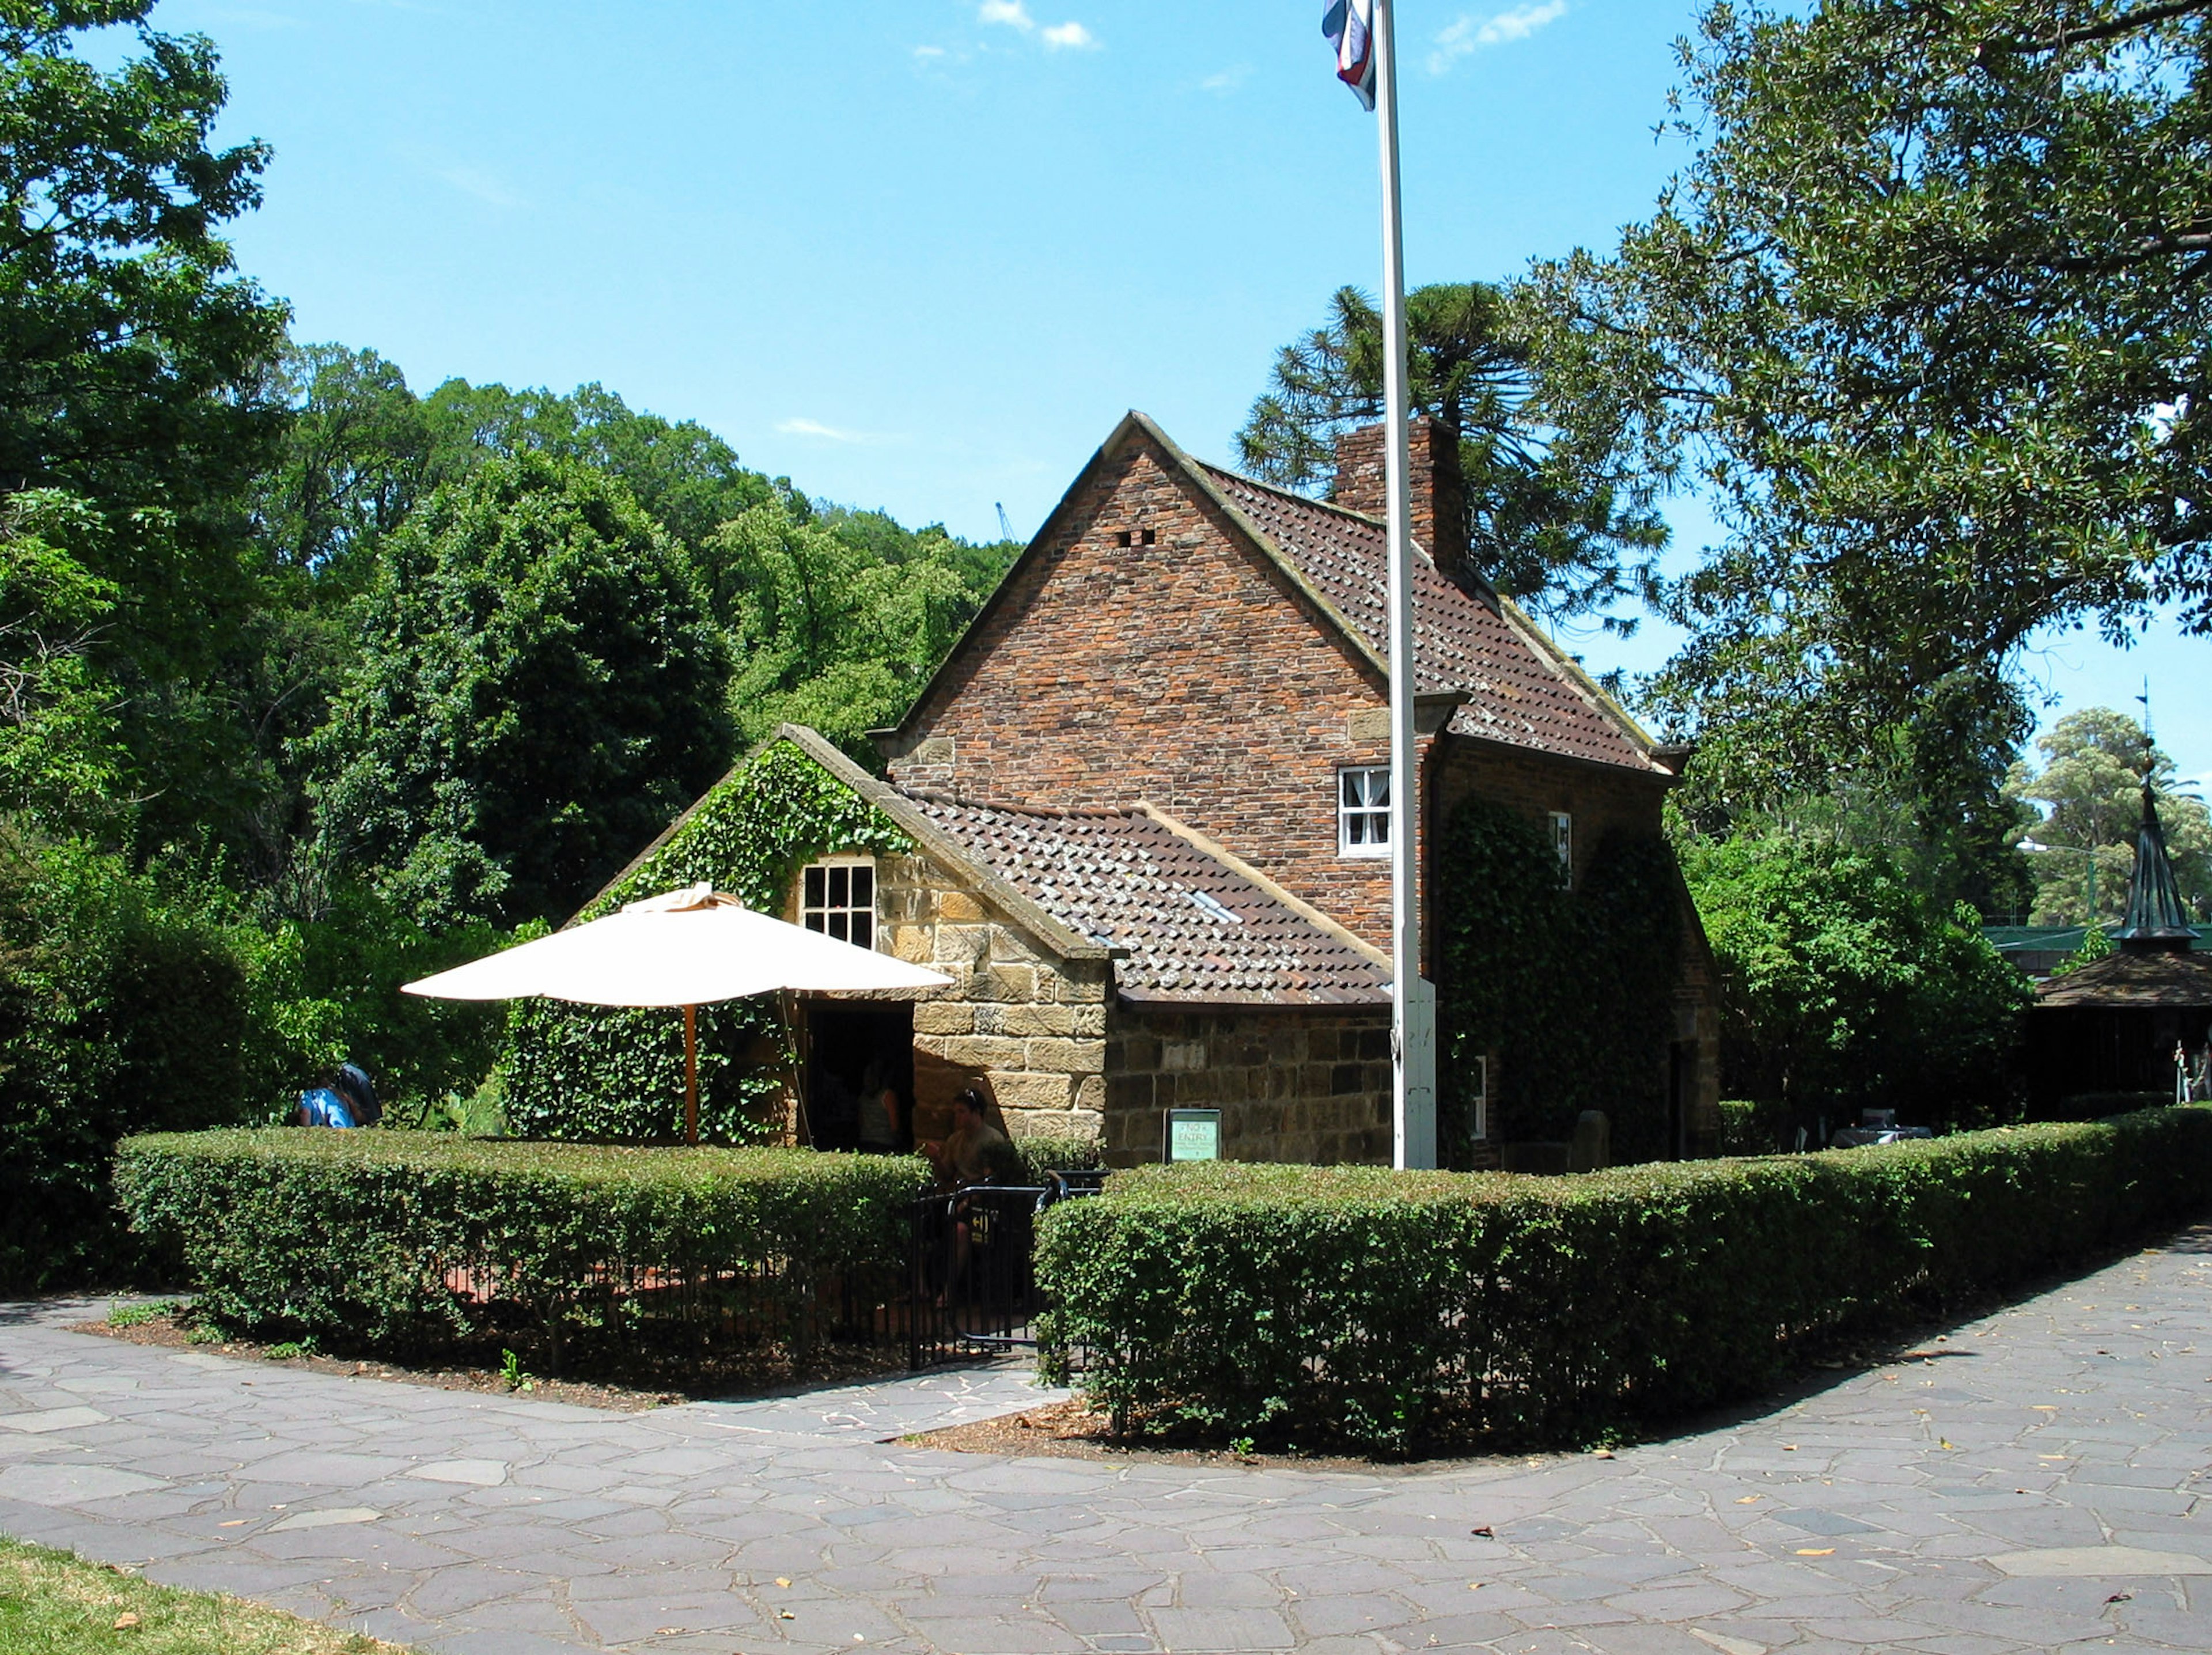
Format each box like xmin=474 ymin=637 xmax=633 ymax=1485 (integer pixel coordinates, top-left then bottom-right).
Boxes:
xmin=906 ymin=1171 xmax=1104 ymax=1369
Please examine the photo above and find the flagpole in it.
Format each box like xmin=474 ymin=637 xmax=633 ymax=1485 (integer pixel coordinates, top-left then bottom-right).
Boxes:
xmin=1373 ymin=0 xmax=1436 ymax=1170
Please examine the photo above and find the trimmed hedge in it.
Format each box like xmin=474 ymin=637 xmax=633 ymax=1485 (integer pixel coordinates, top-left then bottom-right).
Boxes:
xmin=1036 ymin=1107 xmax=2212 ymax=1453
xmin=115 ymin=1130 xmax=930 ymax=1364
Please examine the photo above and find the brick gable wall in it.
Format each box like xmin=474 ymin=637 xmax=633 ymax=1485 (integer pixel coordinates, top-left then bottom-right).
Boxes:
xmin=884 ymin=429 xmax=1409 ymax=948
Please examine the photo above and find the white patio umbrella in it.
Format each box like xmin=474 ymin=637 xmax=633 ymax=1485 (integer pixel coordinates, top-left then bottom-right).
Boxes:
xmin=403 ymin=883 xmax=950 ymax=1143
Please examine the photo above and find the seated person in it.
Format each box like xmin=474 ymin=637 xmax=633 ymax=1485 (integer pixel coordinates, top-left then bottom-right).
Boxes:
xmin=297 ymin=1073 xmax=358 ymax=1128
xmin=329 ymin=1062 xmax=380 ymax=1126
xmin=921 ymin=1087 xmax=1009 ymax=1187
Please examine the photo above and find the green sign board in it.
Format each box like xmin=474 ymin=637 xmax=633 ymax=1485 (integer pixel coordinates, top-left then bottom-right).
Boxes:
xmin=1166 ymin=1108 xmax=1221 ymax=1163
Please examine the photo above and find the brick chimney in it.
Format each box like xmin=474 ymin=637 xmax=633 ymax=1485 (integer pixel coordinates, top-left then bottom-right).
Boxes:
xmin=1330 ymin=416 xmax=1469 ymax=579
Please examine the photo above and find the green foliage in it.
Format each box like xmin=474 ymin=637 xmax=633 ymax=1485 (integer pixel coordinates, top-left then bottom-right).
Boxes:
xmin=498 ymin=738 xmax=910 ymax=1143
xmin=114 ymin=1129 xmax=932 ymax=1362
xmin=1036 ymin=1107 xmax=2212 ymax=1453
xmin=1237 ymin=283 xmax=1667 ymax=626
xmin=2052 ymin=923 xmax=2116 ymax=977
xmin=0 ymin=492 xmax=128 ymax=835
xmin=1681 ymin=830 xmax=2032 ymax=1126
xmin=0 ymin=834 xmax=317 ymax=1291
xmin=308 ymin=450 xmax=733 ymax=930
xmin=1434 ymin=798 xmax=1681 ymax=1163
xmin=1715 ymin=1097 xmax=1778 ymax=1156
xmin=105 ymin=1298 xmax=181 ymax=1328
xmin=2006 ymin=708 xmax=2211 ymax=925
xmin=1542 ymin=0 xmax=2212 ymax=783
xmin=704 ymin=497 xmax=1005 ymax=761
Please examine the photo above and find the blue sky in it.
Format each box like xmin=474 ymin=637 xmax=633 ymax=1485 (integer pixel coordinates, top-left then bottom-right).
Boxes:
xmin=147 ymin=0 xmax=2207 ymax=786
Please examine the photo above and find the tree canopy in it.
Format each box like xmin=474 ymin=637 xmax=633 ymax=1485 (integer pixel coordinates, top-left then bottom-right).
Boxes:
xmin=1682 ymin=830 xmax=2033 ymax=1126
xmin=1237 ymin=282 xmax=1670 ymax=626
xmin=1536 ymin=0 xmax=2212 ymax=785
xmin=308 ymin=452 xmax=734 ymax=931
xmin=2004 ymin=706 xmax=2212 ymax=923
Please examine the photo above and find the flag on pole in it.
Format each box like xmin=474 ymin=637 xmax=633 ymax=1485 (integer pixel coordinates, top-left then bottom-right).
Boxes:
xmin=1322 ymin=0 xmax=1377 ymax=110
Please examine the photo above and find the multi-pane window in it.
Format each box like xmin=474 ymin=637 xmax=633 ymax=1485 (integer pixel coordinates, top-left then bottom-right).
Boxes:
xmin=1550 ymin=811 xmax=1574 ymax=887
xmin=801 ymin=858 xmax=876 ymax=948
xmin=1339 ymin=766 xmax=1391 ymax=857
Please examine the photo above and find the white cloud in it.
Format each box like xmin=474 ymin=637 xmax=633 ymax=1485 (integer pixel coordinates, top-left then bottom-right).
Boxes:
xmin=978 ymin=2 xmax=1097 ymax=50
xmin=1429 ymin=0 xmax=1568 ymax=73
xmin=1200 ymin=63 xmax=1251 ymax=94
xmin=912 ymin=44 xmax=945 ymax=59
xmin=775 ymin=418 xmax=897 ymax=445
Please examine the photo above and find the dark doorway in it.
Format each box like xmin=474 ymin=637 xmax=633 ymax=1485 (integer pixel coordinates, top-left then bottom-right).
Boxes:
xmin=804 ymin=1002 xmax=915 ymax=1153
xmin=1668 ymin=1039 xmax=1696 ymax=1160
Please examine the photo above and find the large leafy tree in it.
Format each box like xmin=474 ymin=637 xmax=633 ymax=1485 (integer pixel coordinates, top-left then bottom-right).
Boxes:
xmin=307 ymin=453 xmax=733 ymax=930
xmin=1237 ymin=282 xmax=1670 ymax=626
xmin=2004 ymin=706 xmax=2212 ymax=922
xmin=1 ymin=0 xmax=288 ymax=675
xmin=1683 ymin=830 xmax=2033 ymax=1126
xmin=1540 ymin=0 xmax=2212 ymax=784
xmin=704 ymin=497 xmax=1003 ymax=758
xmin=418 ymin=378 xmax=778 ymax=557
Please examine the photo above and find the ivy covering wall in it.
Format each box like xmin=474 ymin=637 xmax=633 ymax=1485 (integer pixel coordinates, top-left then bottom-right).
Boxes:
xmin=498 ymin=738 xmax=911 ymax=1143
xmin=1435 ymin=796 xmax=1683 ymax=1165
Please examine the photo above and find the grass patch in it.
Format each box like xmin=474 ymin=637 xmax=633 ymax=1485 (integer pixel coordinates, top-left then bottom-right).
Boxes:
xmin=0 ymin=1533 xmax=412 ymax=1654
xmin=102 ymin=1301 xmax=181 ymax=1330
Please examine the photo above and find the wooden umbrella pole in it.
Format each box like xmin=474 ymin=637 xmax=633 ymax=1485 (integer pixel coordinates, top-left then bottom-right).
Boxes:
xmin=684 ymin=1003 xmax=699 ymax=1146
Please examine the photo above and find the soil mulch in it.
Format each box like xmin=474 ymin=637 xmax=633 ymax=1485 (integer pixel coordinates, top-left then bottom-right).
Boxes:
xmin=905 ymin=1395 xmax=1556 ymax=1475
xmin=76 ymin=1311 xmax=906 ymax=1414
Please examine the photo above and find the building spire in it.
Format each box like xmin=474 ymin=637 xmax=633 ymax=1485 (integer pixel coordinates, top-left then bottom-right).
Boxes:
xmin=2114 ymin=782 xmax=2197 ymax=953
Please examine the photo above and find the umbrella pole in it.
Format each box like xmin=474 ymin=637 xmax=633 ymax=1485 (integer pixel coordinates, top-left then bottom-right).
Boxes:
xmin=684 ymin=1003 xmax=699 ymax=1146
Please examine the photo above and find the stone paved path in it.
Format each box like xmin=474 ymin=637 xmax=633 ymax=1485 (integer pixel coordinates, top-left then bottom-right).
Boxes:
xmin=4 ymin=1230 xmax=2211 ymax=1655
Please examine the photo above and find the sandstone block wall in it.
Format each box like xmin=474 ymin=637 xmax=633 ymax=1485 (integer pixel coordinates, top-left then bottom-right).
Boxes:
xmin=866 ymin=849 xmax=1109 ymax=1145
xmin=1101 ymin=1005 xmax=1394 ymax=1168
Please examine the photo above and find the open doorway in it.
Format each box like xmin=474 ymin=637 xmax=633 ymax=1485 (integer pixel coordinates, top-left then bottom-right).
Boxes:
xmin=802 ymin=1001 xmax=915 ymax=1153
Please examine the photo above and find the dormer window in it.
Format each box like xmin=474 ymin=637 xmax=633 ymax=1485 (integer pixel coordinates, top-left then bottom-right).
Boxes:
xmin=1339 ymin=767 xmax=1391 ymax=858
xmin=801 ymin=857 xmax=876 ymax=948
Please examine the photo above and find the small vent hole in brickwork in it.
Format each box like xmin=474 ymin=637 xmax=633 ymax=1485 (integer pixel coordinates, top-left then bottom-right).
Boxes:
xmin=1115 ymin=530 xmax=1132 ymax=547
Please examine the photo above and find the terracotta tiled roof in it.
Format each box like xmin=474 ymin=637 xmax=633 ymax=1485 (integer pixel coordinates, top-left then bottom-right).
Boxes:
xmin=1200 ymin=463 xmax=1656 ymax=771
xmin=903 ymin=794 xmax=1391 ymax=1005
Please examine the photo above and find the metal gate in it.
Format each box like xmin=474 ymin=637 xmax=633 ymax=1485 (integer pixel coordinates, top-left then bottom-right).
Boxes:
xmin=907 ymin=1171 xmax=1105 ymax=1369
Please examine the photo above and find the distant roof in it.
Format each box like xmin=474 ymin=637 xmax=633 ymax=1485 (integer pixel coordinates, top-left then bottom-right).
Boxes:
xmin=2035 ymin=948 xmax=2212 ymax=1009
xmin=904 ymin=794 xmax=1392 ymax=1006
xmin=1198 ymin=463 xmax=1657 ymax=771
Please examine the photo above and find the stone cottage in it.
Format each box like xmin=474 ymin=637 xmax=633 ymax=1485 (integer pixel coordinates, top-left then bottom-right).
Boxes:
xmin=626 ymin=411 xmax=1721 ymax=1167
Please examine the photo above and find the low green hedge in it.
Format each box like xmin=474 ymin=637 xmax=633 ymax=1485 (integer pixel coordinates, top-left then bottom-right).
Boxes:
xmin=115 ymin=1130 xmax=931 ymax=1365
xmin=1036 ymin=1107 xmax=2212 ymax=1453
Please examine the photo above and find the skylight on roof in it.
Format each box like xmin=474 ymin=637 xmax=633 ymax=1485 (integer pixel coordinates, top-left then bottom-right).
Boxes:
xmin=1184 ymin=888 xmax=1243 ymax=925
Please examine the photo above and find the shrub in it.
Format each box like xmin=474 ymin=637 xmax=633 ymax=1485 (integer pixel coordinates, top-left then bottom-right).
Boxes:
xmin=1717 ymin=1098 xmax=1781 ymax=1154
xmin=1004 ymin=1133 xmax=1105 ymax=1183
xmin=0 ymin=837 xmax=283 ymax=1292
xmin=1036 ymin=1107 xmax=2212 ymax=1454
xmin=114 ymin=1130 xmax=931 ymax=1366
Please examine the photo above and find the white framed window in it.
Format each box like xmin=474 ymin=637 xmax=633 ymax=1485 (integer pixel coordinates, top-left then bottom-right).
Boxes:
xmin=1550 ymin=811 xmax=1573 ymax=887
xmin=1339 ymin=766 xmax=1391 ymax=858
xmin=801 ymin=857 xmax=876 ymax=948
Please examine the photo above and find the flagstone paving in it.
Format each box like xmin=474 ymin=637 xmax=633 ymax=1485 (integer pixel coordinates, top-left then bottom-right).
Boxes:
xmin=3 ymin=1230 xmax=2211 ymax=1655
